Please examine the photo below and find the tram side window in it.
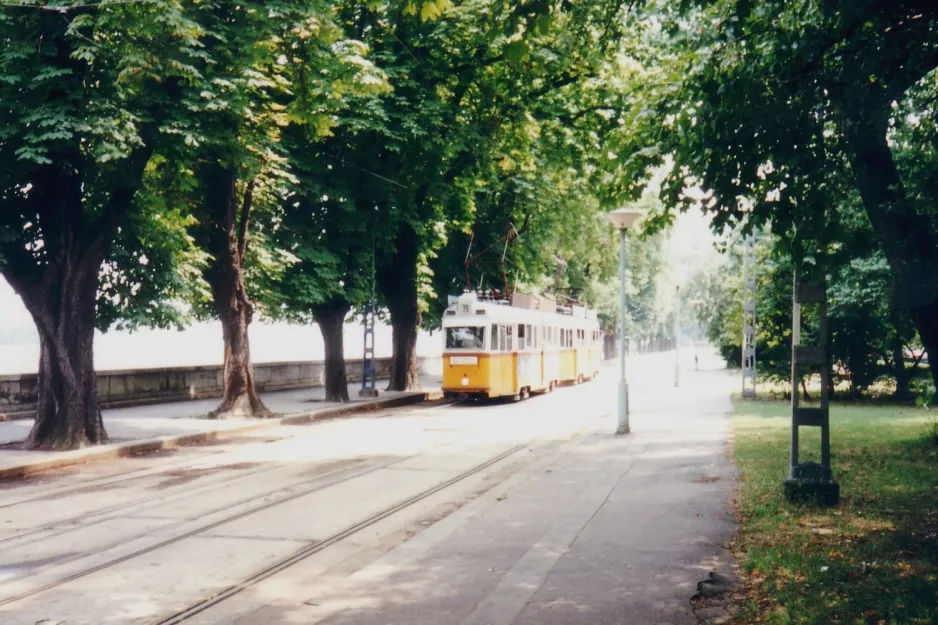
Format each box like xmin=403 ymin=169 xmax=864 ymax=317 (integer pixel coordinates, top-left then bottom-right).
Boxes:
xmin=506 ymin=324 xmax=513 ymax=351
xmin=517 ymin=323 xmax=525 ymax=351
xmin=490 ymin=324 xmax=499 ymax=351
xmin=446 ymin=326 xmax=485 ymax=349
xmin=525 ymin=324 xmax=532 ymax=350
xmin=499 ymin=325 xmax=507 ymax=351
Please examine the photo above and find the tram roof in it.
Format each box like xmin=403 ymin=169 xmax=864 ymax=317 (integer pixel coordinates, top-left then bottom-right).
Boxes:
xmin=442 ymin=293 xmax=598 ymax=327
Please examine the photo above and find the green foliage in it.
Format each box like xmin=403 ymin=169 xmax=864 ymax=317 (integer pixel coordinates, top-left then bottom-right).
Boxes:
xmin=0 ymin=0 xmax=209 ymax=329
xmin=614 ymin=0 xmax=938 ymax=392
xmin=691 ymin=218 xmax=926 ymax=397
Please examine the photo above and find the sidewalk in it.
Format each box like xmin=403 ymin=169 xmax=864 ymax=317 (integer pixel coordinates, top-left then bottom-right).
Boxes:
xmin=0 ymin=376 xmax=442 ymax=479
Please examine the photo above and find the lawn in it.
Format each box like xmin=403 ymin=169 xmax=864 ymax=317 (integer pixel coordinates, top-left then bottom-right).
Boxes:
xmin=732 ymin=400 xmax=938 ymax=625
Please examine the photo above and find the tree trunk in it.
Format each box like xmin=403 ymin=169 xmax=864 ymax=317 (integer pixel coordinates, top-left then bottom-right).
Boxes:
xmin=841 ymin=103 xmax=938 ymax=392
xmin=203 ymin=168 xmax=270 ymax=419
xmin=378 ymin=225 xmax=421 ymax=392
xmin=16 ymin=261 xmax=108 ymax=450
xmin=313 ymin=301 xmax=351 ymax=402
xmin=388 ymin=309 xmax=420 ymax=391
xmin=891 ymin=342 xmax=912 ymax=399
xmin=888 ymin=306 xmax=913 ymax=398
xmin=211 ymin=303 xmax=269 ymax=418
xmin=603 ymin=333 xmax=617 ymax=361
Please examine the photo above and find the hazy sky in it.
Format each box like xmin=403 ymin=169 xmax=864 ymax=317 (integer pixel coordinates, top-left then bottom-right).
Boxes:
xmin=0 ymin=278 xmax=30 ymax=327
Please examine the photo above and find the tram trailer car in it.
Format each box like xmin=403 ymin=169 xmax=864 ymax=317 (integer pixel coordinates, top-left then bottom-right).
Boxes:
xmin=442 ymin=292 xmax=601 ymax=400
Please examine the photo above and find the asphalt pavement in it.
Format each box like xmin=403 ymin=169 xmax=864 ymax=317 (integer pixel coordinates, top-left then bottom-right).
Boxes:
xmin=0 ymin=349 xmax=737 ymax=625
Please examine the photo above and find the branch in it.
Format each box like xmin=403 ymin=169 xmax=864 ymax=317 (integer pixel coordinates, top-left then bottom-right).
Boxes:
xmin=515 ymin=210 xmax=533 ymax=236
xmin=86 ymin=138 xmax=155 ymax=264
xmin=526 ymin=68 xmax=591 ymax=100
xmin=237 ymin=178 xmax=256 ymax=265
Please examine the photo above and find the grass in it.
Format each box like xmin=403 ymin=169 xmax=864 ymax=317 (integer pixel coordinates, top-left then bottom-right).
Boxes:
xmin=732 ymin=400 xmax=938 ymax=625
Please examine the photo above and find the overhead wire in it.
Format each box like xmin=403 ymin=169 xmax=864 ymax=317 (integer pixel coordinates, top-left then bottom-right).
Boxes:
xmin=0 ymin=0 xmax=157 ymax=9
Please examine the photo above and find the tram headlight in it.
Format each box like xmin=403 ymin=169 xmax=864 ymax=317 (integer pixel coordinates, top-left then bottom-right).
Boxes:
xmin=461 ymin=376 xmax=469 ymax=387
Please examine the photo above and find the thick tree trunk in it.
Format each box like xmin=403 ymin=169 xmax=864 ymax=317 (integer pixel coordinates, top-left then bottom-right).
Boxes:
xmin=378 ymin=226 xmax=421 ymax=392
xmin=313 ymin=301 xmax=351 ymax=402
xmin=18 ymin=267 xmax=107 ymax=450
xmin=203 ymin=169 xmax=270 ymax=419
xmin=212 ymin=303 xmax=269 ymax=418
xmin=842 ymin=104 xmax=938 ymax=392
xmin=388 ymin=310 xmax=420 ymax=391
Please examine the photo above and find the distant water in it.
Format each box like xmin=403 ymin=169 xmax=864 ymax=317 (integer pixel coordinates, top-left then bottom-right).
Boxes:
xmin=0 ymin=321 xmax=443 ymax=375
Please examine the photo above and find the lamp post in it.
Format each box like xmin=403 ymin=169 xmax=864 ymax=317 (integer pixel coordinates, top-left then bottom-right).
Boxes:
xmin=674 ymin=284 xmax=681 ymax=388
xmin=607 ymin=207 xmax=642 ymax=435
xmin=689 ymin=299 xmax=704 ymax=370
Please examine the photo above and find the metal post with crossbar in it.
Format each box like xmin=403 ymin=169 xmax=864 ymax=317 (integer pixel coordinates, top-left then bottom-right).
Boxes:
xmin=784 ymin=268 xmax=839 ymax=505
xmin=359 ymin=241 xmax=379 ymax=398
xmin=742 ymin=234 xmax=757 ymax=399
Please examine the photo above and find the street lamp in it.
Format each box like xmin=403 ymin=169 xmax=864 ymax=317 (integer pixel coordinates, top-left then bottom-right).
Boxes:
xmin=674 ymin=284 xmax=680 ymax=388
xmin=689 ymin=299 xmax=704 ymax=370
xmin=607 ymin=207 xmax=642 ymax=435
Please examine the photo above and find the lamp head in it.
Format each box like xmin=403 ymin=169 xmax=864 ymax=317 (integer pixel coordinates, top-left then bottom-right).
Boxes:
xmin=606 ymin=207 xmax=642 ymax=231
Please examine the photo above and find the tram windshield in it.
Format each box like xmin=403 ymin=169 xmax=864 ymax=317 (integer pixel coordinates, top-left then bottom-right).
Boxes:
xmin=445 ymin=326 xmax=486 ymax=349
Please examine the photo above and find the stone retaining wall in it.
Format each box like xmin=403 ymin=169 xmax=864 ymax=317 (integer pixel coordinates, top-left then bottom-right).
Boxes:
xmin=0 ymin=357 xmax=441 ymax=419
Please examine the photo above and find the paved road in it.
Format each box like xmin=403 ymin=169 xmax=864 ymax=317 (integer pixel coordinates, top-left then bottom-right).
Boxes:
xmin=0 ymin=350 xmax=735 ymax=625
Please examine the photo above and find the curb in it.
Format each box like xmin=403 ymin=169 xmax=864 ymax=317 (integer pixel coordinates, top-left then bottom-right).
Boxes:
xmin=0 ymin=391 xmax=443 ymax=481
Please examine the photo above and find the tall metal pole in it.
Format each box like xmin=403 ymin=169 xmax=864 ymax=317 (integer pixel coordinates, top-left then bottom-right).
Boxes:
xmin=359 ymin=239 xmax=378 ymax=398
xmin=742 ymin=234 xmax=757 ymax=398
xmin=674 ymin=285 xmax=680 ymax=387
xmin=616 ymin=228 xmax=630 ymax=435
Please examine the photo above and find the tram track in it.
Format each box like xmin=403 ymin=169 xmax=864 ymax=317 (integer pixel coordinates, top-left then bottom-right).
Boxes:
xmin=0 ymin=455 xmax=367 ymax=551
xmin=0 ymin=394 xmax=584 ymax=623
xmin=0 ymin=451 xmax=424 ymax=608
xmin=0 ymin=404 xmax=464 ymax=609
xmin=0 ymin=402 xmax=446 ymax=550
xmin=151 ymin=442 xmax=529 ymax=625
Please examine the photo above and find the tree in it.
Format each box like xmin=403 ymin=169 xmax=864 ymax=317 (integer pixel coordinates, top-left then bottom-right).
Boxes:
xmin=322 ymin=0 xmax=637 ymax=391
xmin=614 ymin=0 xmax=938 ymax=390
xmin=272 ymin=132 xmax=382 ymax=403
xmin=0 ymin=1 xmax=205 ymax=448
xmin=170 ymin=0 xmax=349 ymax=418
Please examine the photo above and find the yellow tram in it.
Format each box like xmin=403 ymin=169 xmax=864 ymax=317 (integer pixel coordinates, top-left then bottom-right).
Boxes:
xmin=442 ymin=292 xmax=602 ymax=400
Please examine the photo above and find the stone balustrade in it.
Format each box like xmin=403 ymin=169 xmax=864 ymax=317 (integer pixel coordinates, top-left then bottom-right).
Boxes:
xmin=0 ymin=357 xmax=441 ymax=419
